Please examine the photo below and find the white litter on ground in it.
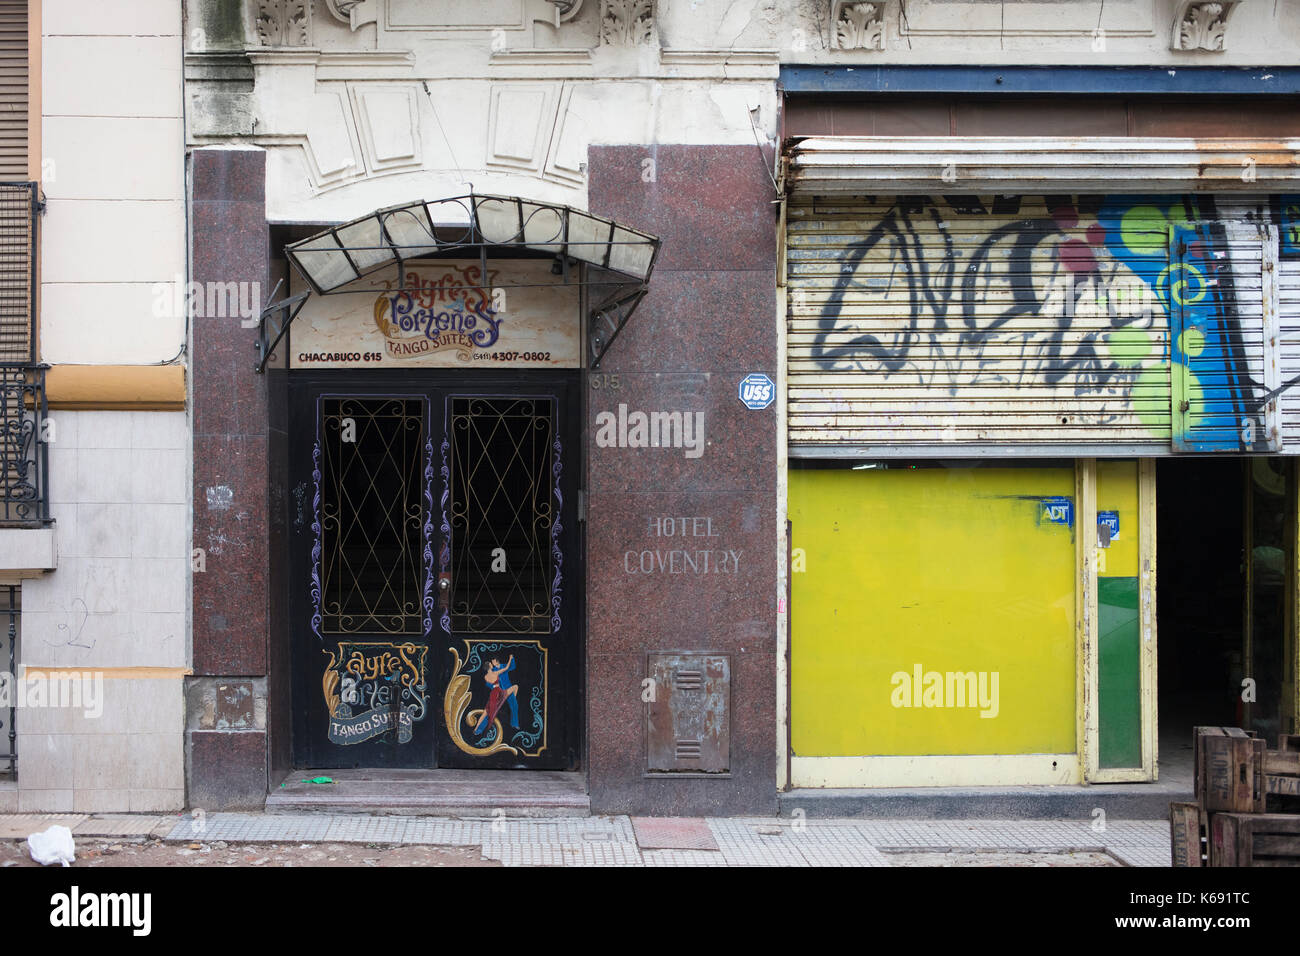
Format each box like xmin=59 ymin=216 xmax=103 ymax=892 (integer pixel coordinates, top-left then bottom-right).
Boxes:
xmin=27 ymin=825 xmax=76 ymax=867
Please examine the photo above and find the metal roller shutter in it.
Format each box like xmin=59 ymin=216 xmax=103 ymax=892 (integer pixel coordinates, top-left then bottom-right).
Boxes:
xmin=786 ymin=194 xmax=1289 ymax=456
xmin=787 ymin=194 xmax=1174 ymax=454
xmin=1280 ymin=240 xmax=1300 ymax=451
xmin=0 ymin=0 xmax=25 ymax=180
xmin=1169 ymin=221 xmax=1279 ymax=452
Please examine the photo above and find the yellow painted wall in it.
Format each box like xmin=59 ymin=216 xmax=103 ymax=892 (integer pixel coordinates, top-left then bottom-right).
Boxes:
xmin=790 ymin=466 xmax=1077 ymax=757
xmin=1097 ymin=460 xmax=1139 ymax=577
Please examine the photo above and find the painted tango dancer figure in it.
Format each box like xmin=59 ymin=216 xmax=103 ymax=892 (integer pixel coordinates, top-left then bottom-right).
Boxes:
xmin=474 ymin=654 xmax=519 ymax=736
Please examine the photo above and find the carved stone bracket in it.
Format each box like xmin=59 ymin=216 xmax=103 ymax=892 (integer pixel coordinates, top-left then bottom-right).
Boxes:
xmin=1171 ymin=1 xmax=1241 ymax=52
xmin=833 ymin=1 xmax=885 ymax=51
xmin=254 ymin=0 xmax=311 ymax=47
xmin=324 ymin=0 xmax=378 ymax=32
xmin=600 ymin=0 xmax=654 ymax=46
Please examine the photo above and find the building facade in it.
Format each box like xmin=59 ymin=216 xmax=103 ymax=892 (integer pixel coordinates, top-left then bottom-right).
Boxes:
xmin=2 ymin=0 xmax=189 ymax=813
xmin=5 ymin=0 xmax=1298 ymax=816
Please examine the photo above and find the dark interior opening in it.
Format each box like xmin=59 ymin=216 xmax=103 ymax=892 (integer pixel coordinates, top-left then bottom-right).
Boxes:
xmin=1157 ymin=457 xmax=1293 ymax=767
xmin=1157 ymin=458 xmax=1244 ymax=737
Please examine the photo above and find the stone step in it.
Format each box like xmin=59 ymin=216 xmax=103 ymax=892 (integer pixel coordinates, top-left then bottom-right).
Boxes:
xmin=266 ymin=768 xmax=589 ymax=817
xmin=779 ymin=783 xmax=1193 ymax=821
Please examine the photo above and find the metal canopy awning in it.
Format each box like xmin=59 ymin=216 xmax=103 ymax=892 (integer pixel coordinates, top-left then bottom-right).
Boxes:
xmin=786 ymin=136 xmax=1300 ymax=194
xmin=255 ymin=192 xmax=661 ymax=372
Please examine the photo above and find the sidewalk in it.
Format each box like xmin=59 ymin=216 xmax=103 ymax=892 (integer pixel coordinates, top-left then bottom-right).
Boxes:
xmin=0 ymin=812 xmax=1172 ymax=867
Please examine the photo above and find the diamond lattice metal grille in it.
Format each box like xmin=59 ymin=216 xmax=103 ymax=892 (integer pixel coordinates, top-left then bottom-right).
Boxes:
xmin=321 ymin=397 xmax=425 ymax=634
xmin=449 ymin=396 xmax=556 ymax=634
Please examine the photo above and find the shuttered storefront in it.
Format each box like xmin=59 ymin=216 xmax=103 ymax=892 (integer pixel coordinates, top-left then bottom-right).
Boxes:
xmin=0 ymin=0 xmax=25 ymax=180
xmin=787 ymin=194 xmax=1297 ymax=456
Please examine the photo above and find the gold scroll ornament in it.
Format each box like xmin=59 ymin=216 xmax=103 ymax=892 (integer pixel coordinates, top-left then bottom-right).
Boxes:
xmin=443 ymin=647 xmax=519 ymax=757
xmin=323 ymin=662 xmax=341 ymax=718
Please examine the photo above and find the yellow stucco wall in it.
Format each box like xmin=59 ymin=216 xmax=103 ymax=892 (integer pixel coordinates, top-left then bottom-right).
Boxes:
xmin=789 ymin=466 xmax=1078 ymax=757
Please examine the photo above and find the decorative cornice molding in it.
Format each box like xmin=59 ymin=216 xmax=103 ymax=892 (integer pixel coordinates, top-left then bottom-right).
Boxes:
xmin=184 ymin=50 xmax=255 ymax=82
xmin=315 ymin=50 xmax=417 ymax=80
xmin=833 ymin=1 xmax=885 ymax=51
xmin=1172 ymin=1 xmax=1240 ymax=52
xmin=245 ymin=49 xmax=321 ymax=68
xmin=490 ymin=48 xmax=595 ymax=66
xmin=600 ymin=0 xmax=655 ymax=46
xmin=660 ymin=48 xmax=781 ymax=78
xmin=254 ymin=0 xmax=311 ymax=47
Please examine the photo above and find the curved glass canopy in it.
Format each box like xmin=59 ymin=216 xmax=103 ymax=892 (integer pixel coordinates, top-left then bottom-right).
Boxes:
xmin=256 ymin=193 xmax=661 ymax=372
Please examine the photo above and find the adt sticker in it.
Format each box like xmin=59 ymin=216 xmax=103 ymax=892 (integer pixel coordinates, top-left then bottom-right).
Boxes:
xmin=738 ymin=373 xmax=774 ymax=410
xmin=1041 ymin=496 xmax=1074 ymax=528
xmin=1097 ymin=511 xmax=1120 ymax=548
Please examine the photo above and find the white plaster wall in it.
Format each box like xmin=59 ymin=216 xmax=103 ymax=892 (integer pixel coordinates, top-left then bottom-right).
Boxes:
xmin=41 ymin=0 xmax=187 ymax=365
xmin=13 ymin=410 xmax=189 ymax=812
xmin=657 ymin=0 xmax=1296 ymax=64
xmin=260 ymin=74 xmax=778 ymax=222
xmin=187 ymin=0 xmax=1300 ymax=224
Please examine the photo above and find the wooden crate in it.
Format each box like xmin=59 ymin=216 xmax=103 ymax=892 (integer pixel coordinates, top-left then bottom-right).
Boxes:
xmin=1266 ymin=773 xmax=1300 ymax=797
xmin=1265 ymin=748 xmax=1300 ymax=797
xmin=1170 ymin=802 xmax=1206 ymax=867
xmin=1264 ymin=739 xmax=1300 ymax=811
xmin=1209 ymin=813 xmax=1300 ymax=867
xmin=1195 ymin=726 xmax=1265 ymax=814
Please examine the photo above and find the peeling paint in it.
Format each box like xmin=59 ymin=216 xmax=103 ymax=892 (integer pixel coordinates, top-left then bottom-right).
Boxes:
xmin=206 ymin=485 xmax=234 ymax=511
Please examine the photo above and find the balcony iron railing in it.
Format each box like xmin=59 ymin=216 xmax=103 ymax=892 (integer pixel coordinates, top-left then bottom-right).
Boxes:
xmin=1 ymin=584 xmax=15 ymax=776
xmin=0 ymin=363 xmax=47 ymax=524
xmin=0 ymin=183 xmax=45 ymax=527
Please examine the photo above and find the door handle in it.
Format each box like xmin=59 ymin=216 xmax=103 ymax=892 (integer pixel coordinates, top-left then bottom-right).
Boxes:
xmin=438 ymin=572 xmax=451 ymax=612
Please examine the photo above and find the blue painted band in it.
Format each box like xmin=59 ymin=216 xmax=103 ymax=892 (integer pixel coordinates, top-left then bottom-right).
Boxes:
xmin=780 ymin=65 xmax=1300 ymax=96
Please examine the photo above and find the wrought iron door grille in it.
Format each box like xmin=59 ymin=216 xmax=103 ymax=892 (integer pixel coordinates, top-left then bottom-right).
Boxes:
xmin=449 ymin=397 xmax=557 ymax=634
xmin=321 ymin=397 xmax=425 ymax=634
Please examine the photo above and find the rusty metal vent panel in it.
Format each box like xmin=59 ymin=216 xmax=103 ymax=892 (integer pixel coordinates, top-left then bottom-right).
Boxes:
xmin=646 ymin=653 xmax=729 ymax=774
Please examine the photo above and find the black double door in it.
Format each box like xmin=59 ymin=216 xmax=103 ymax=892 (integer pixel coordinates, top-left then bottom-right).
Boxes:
xmin=288 ymin=370 xmax=580 ymax=770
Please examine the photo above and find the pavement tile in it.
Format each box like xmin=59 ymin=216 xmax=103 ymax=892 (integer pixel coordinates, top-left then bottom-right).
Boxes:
xmin=127 ymin=811 xmax=1176 ymax=866
xmin=0 ymin=814 xmax=86 ymax=839
xmin=73 ymin=815 xmax=170 ymax=837
xmin=632 ymin=816 xmax=719 ymax=850
xmin=641 ymin=848 xmax=728 ymax=866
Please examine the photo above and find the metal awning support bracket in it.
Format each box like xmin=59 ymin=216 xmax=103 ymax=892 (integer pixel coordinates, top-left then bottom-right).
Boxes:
xmin=255 ymin=279 xmax=311 ymax=373
xmin=588 ymin=286 xmax=648 ymax=370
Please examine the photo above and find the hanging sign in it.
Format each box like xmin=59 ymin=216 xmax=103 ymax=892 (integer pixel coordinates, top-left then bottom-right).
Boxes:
xmin=290 ymin=259 xmax=581 ymax=369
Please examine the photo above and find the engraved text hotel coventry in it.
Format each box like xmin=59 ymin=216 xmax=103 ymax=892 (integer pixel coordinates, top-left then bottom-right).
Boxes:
xmin=624 ymin=516 xmax=742 ymax=574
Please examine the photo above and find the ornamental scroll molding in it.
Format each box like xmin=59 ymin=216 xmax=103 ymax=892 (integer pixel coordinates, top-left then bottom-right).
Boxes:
xmin=547 ymin=0 xmax=586 ymax=23
xmin=1171 ymin=1 xmax=1241 ymax=52
xmin=600 ymin=0 xmax=655 ymax=46
xmin=254 ymin=0 xmax=311 ymax=47
xmin=833 ymin=1 xmax=885 ymax=51
xmin=324 ymin=0 xmax=378 ymax=32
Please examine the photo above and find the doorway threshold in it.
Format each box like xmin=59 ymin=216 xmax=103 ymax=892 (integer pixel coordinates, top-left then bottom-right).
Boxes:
xmin=267 ymin=768 xmax=589 ymax=817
